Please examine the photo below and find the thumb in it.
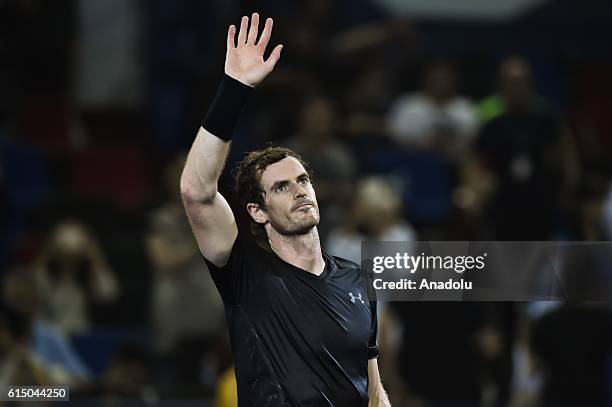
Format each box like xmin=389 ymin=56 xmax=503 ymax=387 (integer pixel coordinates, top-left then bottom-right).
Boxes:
xmin=265 ymin=44 xmax=283 ymax=69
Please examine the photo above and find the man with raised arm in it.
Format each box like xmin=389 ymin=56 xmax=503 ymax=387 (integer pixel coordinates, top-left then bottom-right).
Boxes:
xmin=180 ymin=13 xmax=390 ymax=407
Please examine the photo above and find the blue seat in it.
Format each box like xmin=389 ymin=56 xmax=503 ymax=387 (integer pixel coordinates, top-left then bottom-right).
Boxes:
xmin=1 ymin=141 xmax=51 ymax=209
xmin=71 ymin=328 xmax=151 ymax=378
xmin=370 ymin=149 xmax=454 ymax=225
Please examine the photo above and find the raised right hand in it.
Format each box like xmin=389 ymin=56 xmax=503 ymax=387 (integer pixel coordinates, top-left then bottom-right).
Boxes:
xmin=225 ymin=13 xmax=283 ymax=87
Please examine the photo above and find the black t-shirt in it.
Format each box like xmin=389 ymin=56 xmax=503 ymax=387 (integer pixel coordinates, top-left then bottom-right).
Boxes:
xmin=204 ymin=237 xmax=378 ymax=407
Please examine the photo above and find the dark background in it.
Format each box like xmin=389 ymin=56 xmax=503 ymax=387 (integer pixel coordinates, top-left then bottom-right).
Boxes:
xmin=1 ymin=0 xmax=611 ymax=405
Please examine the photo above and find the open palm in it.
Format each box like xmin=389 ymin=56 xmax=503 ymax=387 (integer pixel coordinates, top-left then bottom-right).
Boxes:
xmin=225 ymin=13 xmax=283 ymax=87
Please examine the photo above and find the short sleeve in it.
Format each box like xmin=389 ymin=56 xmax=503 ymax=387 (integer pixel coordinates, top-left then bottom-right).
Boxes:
xmin=359 ymin=264 xmax=379 ymax=359
xmin=368 ymin=299 xmax=379 ymax=359
xmin=203 ymin=237 xmax=263 ymax=303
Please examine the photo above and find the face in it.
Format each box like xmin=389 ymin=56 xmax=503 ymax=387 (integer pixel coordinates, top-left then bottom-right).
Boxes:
xmin=250 ymin=157 xmax=320 ymax=236
xmin=299 ymin=98 xmax=336 ymax=140
xmin=500 ymin=59 xmax=533 ymax=110
xmin=51 ymin=221 xmax=90 ymax=259
xmin=426 ymin=63 xmax=455 ymax=100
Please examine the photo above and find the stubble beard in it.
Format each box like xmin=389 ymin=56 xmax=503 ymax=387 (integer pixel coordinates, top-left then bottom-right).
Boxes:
xmin=269 ymin=209 xmax=320 ymax=236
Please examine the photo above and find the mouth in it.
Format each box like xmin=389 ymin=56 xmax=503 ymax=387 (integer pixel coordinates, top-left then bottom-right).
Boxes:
xmin=293 ymin=202 xmax=314 ymax=211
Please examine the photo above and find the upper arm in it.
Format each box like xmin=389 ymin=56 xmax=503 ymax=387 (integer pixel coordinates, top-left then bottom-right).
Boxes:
xmin=183 ymin=190 xmax=238 ymax=268
xmin=181 ymin=127 xmax=238 ymax=267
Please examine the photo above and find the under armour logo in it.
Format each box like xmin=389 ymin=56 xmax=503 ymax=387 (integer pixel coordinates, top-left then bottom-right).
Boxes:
xmin=349 ymin=291 xmax=365 ymax=304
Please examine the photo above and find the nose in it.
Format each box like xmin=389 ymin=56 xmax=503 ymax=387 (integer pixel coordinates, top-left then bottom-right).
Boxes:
xmin=294 ymin=182 xmax=307 ymax=198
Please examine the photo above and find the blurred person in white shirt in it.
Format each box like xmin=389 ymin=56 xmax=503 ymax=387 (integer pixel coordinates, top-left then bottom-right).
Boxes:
xmin=326 ymin=176 xmax=415 ymax=263
xmin=386 ymin=59 xmax=477 ymax=158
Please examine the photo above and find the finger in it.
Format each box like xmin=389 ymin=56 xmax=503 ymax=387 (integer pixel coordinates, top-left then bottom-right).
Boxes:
xmin=257 ymin=18 xmax=273 ymax=49
xmin=227 ymin=25 xmax=236 ymax=49
xmin=237 ymin=16 xmax=248 ymax=45
xmin=247 ymin=13 xmax=259 ymax=45
xmin=265 ymin=44 xmax=283 ymax=68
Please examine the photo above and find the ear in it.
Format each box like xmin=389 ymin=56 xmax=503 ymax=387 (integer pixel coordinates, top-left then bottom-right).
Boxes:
xmin=246 ymin=203 xmax=267 ymax=225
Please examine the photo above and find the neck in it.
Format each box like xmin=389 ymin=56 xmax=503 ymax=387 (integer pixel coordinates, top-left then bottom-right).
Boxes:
xmin=429 ymin=93 xmax=451 ymax=106
xmin=267 ymin=227 xmax=325 ymax=275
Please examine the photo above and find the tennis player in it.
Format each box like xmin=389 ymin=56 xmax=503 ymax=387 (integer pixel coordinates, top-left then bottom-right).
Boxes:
xmin=181 ymin=13 xmax=390 ymax=407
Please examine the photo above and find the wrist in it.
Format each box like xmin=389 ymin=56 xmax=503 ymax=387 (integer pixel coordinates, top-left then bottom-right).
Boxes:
xmin=202 ymin=74 xmax=255 ymax=141
xmin=226 ymin=72 xmax=256 ymax=88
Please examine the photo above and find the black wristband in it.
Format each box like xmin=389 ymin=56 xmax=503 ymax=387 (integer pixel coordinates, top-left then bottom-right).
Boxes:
xmin=202 ymin=74 xmax=254 ymax=141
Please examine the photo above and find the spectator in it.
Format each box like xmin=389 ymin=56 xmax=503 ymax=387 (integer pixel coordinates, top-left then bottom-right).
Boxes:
xmin=476 ymin=57 xmax=561 ymax=124
xmin=34 ymin=219 xmax=120 ymax=335
xmin=326 ymin=176 xmax=415 ymax=263
xmin=343 ymin=61 xmax=396 ymax=139
xmin=465 ymin=57 xmax=579 ymax=240
xmin=147 ymin=153 xmax=225 ymax=355
xmin=0 ymin=302 xmax=73 ymax=388
xmin=76 ymin=341 xmax=159 ymax=403
xmin=0 ymin=303 xmax=39 ymax=387
xmin=386 ymin=59 xmax=478 ymax=157
xmin=3 ymin=266 xmax=92 ymax=382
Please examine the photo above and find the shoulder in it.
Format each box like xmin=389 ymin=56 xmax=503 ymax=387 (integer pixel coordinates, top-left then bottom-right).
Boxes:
xmin=329 ymin=254 xmax=361 ymax=272
xmin=450 ymin=96 xmax=475 ymax=109
xmin=449 ymin=97 xmax=477 ymax=119
xmin=329 ymin=254 xmax=373 ymax=284
xmin=390 ymin=93 xmax=426 ymax=112
xmin=232 ymin=235 xmax=269 ymax=256
xmin=204 ymin=235 xmax=267 ymax=271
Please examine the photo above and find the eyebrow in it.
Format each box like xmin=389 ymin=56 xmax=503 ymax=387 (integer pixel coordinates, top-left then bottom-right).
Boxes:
xmin=268 ymin=172 xmax=309 ymax=192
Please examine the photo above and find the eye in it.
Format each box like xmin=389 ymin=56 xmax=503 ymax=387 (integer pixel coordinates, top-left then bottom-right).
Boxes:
xmin=275 ymin=184 xmax=289 ymax=193
xmin=298 ymin=177 xmax=309 ymax=185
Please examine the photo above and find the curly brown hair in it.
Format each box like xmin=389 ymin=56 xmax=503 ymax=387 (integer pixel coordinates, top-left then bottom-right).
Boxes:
xmin=233 ymin=145 xmax=313 ymax=237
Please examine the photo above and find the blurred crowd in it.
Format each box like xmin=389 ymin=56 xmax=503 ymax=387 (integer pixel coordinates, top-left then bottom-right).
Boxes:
xmin=1 ymin=0 xmax=611 ymax=406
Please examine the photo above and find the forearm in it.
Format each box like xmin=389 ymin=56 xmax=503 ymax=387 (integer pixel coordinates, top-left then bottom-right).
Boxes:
xmin=181 ymin=128 xmax=231 ymax=203
xmin=182 ymin=13 xmax=282 ymax=204
xmin=369 ymin=383 xmax=391 ymax=407
xmin=368 ymin=359 xmax=392 ymax=407
xmin=182 ymin=67 xmax=257 ymax=203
